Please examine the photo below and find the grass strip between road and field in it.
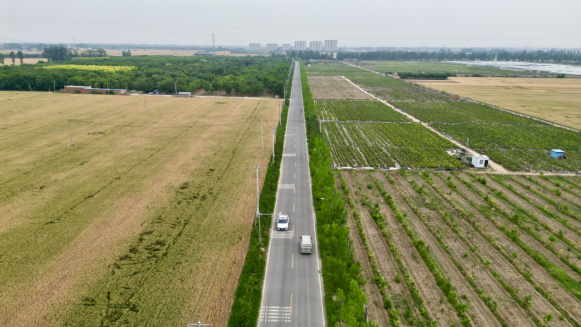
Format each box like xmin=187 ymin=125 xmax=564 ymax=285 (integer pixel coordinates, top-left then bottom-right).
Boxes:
xmin=226 ymin=62 xmax=293 ymax=327
xmin=339 ymin=173 xmax=403 ymax=326
xmin=301 ymin=61 xmax=375 ymax=327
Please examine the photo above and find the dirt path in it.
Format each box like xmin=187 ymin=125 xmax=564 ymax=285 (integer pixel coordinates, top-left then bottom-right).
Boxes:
xmin=389 ymin=172 xmax=502 ymax=327
xmin=340 ymin=75 xmax=508 ymax=173
xmin=337 ymin=174 xmax=391 ymax=326
xmin=408 ymin=173 xmax=545 ymax=326
xmin=444 ymin=172 xmax=581 ymax=324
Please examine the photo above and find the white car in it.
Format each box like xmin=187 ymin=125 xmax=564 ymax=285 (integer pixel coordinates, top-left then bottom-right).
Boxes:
xmin=276 ymin=213 xmax=290 ymax=231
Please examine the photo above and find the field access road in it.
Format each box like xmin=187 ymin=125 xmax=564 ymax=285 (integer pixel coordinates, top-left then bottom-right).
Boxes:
xmin=259 ymin=62 xmax=325 ymax=326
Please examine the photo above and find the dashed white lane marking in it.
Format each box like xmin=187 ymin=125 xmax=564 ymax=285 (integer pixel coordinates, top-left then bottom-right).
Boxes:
xmin=283 ymin=153 xmax=296 ymax=157
xmin=278 ymin=184 xmax=295 ymax=189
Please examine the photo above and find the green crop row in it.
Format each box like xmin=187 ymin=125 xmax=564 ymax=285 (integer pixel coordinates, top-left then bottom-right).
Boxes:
xmin=432 ymin=124 xmax=581 ymax=172
xmin=320 ymin=120 xmax=462 ymax=168
xmin=354 ymin=174 xmax=436 ymax=326
xmin=346 ymin=74 xmax=449 ymax=102
xmin=376 ymin=176 xmax=472 ymax=326
xmin=315 ymin=99 xmax=410 ymax=122
xmin=453 ymin=174 xmax=581 ymax=302
xmin=444 ymin=172 xmax=581 ymax=326
xmin=392 ymin=101 xmax=545 ymax=125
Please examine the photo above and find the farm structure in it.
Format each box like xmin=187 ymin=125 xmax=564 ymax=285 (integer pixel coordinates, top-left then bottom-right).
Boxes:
xmin=552 ymin=149 xmax=565 ymax=159
xmin=471 ymin=154 xmax=489 ymax=168
xmin=61 ymin=85 xmax=127 ymax=95
xmin=0 ymin=91 xmax=279 ymax=326
xmin=339 ymin=169 xmax=581 ymax=327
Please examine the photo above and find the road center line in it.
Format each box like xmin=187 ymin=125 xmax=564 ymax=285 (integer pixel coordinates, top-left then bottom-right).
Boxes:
xmin=293 ymin=203 xmax=295 ymax=212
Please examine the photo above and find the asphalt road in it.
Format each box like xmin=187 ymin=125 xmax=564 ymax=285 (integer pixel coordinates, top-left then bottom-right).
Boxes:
xmin=258 ymin=62 xmax=325 ymax=326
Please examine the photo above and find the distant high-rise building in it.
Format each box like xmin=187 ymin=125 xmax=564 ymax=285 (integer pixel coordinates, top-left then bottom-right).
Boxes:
xmin=266 ymin=44 xmax=278 ymax=51
xmin=282 ymin=44 xmax=291 ymax=51
xmin=249 ymin=43 xmax=261 ymax=51
xmin=324 ymin=40 xmax=338 ymax=52
xmin=310 ymin=41 xmax=323 ymax=51
xmin=294 ymin=41 xmax=306 ymax=51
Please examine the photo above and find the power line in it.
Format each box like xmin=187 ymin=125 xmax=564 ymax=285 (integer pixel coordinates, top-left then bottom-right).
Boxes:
xmin=2 ymin=16 xmax=580 ymax=31
xmin=1 ymin=19 xmax=580 ymax=41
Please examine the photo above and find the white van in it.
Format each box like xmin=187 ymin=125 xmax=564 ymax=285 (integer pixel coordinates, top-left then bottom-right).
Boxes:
xmin=300 ymin=235 xmax=312 ymax=254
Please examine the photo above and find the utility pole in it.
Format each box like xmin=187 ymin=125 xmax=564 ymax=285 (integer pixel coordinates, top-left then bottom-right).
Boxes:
xmin=53 ymin=80 xmax=56 ymax=93
xmin=270 ymin=127 xmax=276 ymax=162
xmin=107 ymin=82 xmax=109 ymax=95
xmin=175 ymin=82 xmax=178 ymax=96
xmin=279 ymin=101 xmax=281 ymax=126
xmin=252 ymin=165 xmax=262 ymax=243
xmin=260 ymin=120 xmax=264 ymax=153
xmin=212 ymin=33 xmax=215 ymax=50
xmin=144 ymin=95 xmax=147 ymax=112
xmin=466 ymin=138 xmax=469 ymax=150
xmin=186 ymin=317 xmax=211 ymax=327
xmin=68 ymin=119 xmax=74 ymax=146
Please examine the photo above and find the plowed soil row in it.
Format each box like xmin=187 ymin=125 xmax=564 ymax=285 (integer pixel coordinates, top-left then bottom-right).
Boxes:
xmin=384 ymin=172 xmax=501 ymax=327
xmin=445 ymin=172 xmax=581 ymax=325
xmin=459 ymin=172 xmax=581 ymax=281
xmin=353 ymin=172 xmax=461 ymax=326
xmin=336 ymin=174 xmax=390 ymax=326
xmin=481 ymin=175 xmax=581 ymax=270
xmin=405 ymin=173 xmax=544 ymax=326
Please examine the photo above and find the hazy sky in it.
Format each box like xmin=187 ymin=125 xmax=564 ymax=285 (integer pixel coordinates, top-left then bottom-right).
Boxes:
xmin=1 ymin=0 xmax=580 ymax=48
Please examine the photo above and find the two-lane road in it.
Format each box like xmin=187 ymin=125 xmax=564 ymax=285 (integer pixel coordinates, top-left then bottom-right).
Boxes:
xmin=259 ymin=62 xmax=325 ymax=326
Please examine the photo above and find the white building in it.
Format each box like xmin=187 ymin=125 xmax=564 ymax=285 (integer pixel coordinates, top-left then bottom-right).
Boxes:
xmin=324 ymin=40 xmax=338 ymax=52
xmin=249 ymin=43 xmax=261 ymax=51
xmin=471 ymin=154 xmax=490 ymax=168
xmin=282 ymin=44 xmax=291 ymax=51
xmin=294 ymin=41 xmax=306 ymax=51
xmin=309 ymin=41 xmax=323 ymax=51
xmin=266 ymin=44 xmax=278 ymax=51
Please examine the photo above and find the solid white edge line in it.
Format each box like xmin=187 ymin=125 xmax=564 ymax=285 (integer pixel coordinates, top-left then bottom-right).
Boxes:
xmin=298 ymin=64 xmax=327 ymax=327
xmin=257 ymin=65 xmax=293 ymax=327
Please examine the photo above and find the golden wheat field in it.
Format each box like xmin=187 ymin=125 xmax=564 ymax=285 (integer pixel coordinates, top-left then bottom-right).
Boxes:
xmin=415 ymin=77 xmax=581 ymax=129
xmin=0 ymin=91 xmax=279 ymax=326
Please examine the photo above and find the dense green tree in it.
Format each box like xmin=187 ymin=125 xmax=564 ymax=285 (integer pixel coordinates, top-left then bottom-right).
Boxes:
xmin=9 ymin=51 xmax=15 ymax=64
xmin=17 ymin=51 xmax=23 ymax=64
xmin=42 ymin=46 xmax=71 ymax=61
xmin=0 ymin=53 xmax=4 ymax=65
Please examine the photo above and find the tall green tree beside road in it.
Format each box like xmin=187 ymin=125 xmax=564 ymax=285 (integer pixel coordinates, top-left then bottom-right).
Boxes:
xmin=9 ymin=51 xmax=15 ymax=64
xmin=17 ymin=51 xmax=23 ymax=64
xmin=0 ymin=53 xmax=4 ymax=65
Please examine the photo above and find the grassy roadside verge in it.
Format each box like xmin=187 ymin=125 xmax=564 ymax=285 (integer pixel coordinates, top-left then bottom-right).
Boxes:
xmin=227 ymin=61 xmax=293 ymax=327
xmin=301 ymin=61 xmax=374 ymax=326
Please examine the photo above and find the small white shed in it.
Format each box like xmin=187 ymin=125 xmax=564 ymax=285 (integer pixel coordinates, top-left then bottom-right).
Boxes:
xmin=472 ymin=154 xmax=489 ymax=168
xmin=177 ymin=92 xmax=191 ymax=98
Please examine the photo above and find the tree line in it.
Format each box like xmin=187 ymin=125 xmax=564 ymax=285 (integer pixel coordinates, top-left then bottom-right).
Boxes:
xmin=0 ymin=55 xmax=292 ymax=97
xmin=337 ymin=50 xmax=581 ymax=63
